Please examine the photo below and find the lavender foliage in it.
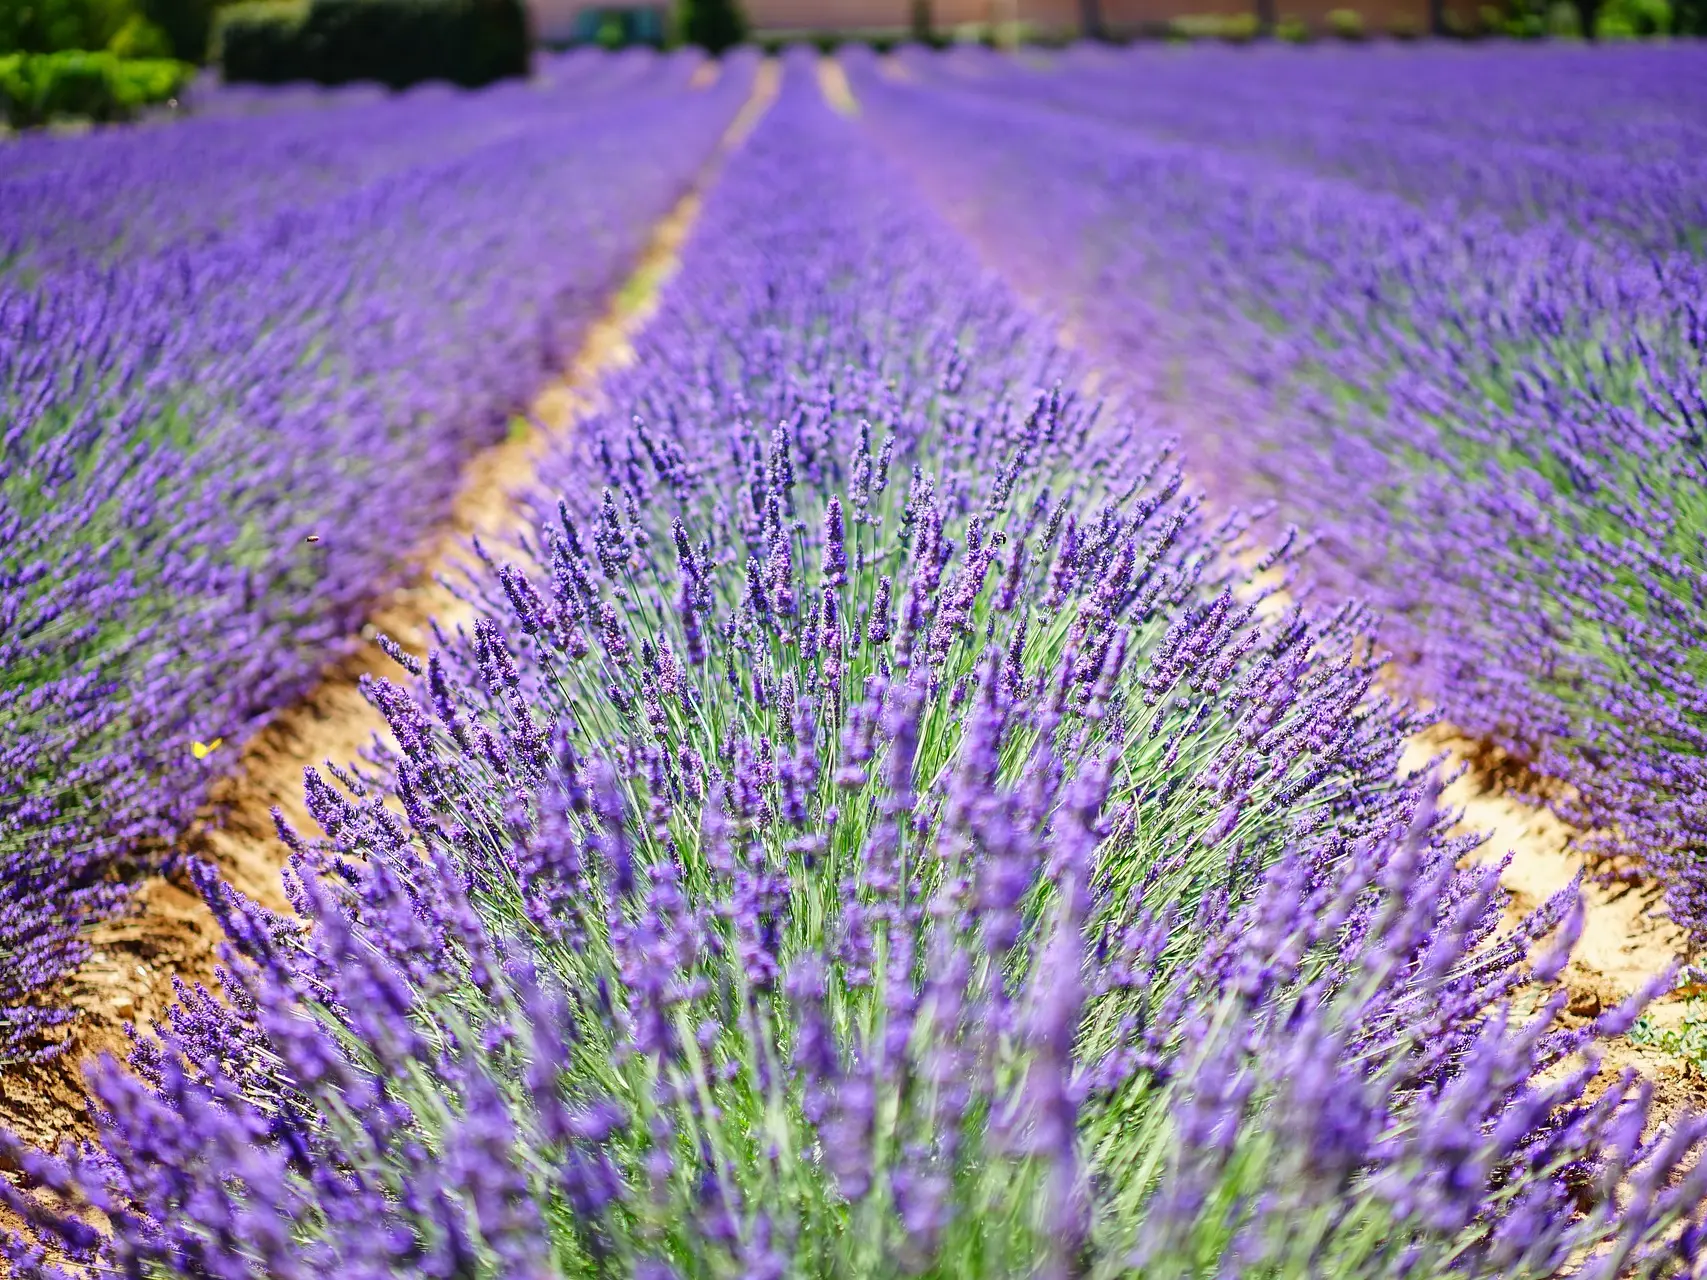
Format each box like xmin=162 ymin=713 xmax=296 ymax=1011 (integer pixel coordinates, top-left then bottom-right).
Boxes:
xmin=849 ymin=43 xmax=1707 ymax=949
xmin=0 ymin=51 xmax=755 ymax=1062
xmin=5 ymin=59 xmax=1703 ymax=1278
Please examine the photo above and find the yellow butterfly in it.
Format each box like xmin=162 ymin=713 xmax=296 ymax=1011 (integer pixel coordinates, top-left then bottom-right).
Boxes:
xmin=191 ymin=738 xmax=224 ymax=760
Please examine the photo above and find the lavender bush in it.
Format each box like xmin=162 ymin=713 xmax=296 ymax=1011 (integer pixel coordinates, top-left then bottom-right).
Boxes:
xmin=5 ymin=59 xmax=1703 ymax=1278
xmin=849 ymin=43 xmax=1707 ymax=951
xmin=0 ymin=50 xmax=756 ymax=1063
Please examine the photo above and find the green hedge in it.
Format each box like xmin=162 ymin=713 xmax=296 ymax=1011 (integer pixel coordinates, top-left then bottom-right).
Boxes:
xmin=2 ymin=0 xmax=133 ymax=54
xmin=0 ymin=49 xmax=190 ymax=125
xmin=1326 ymin=6 xmax=1367 ymax=35
xmin=141 ymin=0 xmax=218 ymax=60
xmin=1166 ymin=12 xmax=1259 ymax=39
xmin=1596 ymin=0 xmax=1672 ymax=33
xmin=217 ymin=1 xmax=308 ymax=81
xmin=217 ymin=0 xmax=528 ymax=89
xmin=0 ymin=0 xmax=222 ymax=63
xmin=674 ymin=0 xmax=744 ymax=51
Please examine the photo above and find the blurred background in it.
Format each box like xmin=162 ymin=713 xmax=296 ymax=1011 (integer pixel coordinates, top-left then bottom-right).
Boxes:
xmin=2 ymin=0 xmax=1698 ymax=133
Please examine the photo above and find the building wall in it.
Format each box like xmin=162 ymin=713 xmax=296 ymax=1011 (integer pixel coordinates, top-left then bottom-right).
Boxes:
xmin=530 ymin=0 xmax=1084 ymax=35
xmin=1100 ymin=0 xmax=1470 ymax=31
xmin=532 ymin=0 xmax=601 ymax=43
xmin=739 ymin=0 xmax=1083 ymax=31
xmin=527 ymin=0 xmax=1474 ymax=40
xmin=737 ymin=0 xmax=1470 ymax=31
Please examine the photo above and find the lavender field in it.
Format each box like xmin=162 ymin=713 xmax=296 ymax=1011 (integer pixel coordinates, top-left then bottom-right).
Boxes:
xmin=4 ymin=40 xmax=1707 ymax=1280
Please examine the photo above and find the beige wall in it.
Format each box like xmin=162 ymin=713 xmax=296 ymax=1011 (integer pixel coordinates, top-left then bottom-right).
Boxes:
xmin=1112 ymin=0 xmax=1480 ymax=30
xmin=743 ymin=0 xmax=1081 ymax=29
xmin=530 ymin=0 xmax=615 ymax=40
xmin=742 ymin=0 xmax=908 ymax=26
xmin=526 ymin=0 xmax=1083 ymax=34
xmin=738 ymin=0 xmax=1464 ymax=31
xmin=527 ymin=0 xmax=1471 ymax=37
xmin=1100 ymin=0 xmax=1470 ymax=30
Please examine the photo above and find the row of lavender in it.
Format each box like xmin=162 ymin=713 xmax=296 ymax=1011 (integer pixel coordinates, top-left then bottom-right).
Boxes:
xmin=0 ymin=50 xmax=755 ymax=1064
xmin=850 ymin=44 xmax=1707 ymax=947
xmin=7 ymin=57 xmax=1702 ymax=1277
xmin=0 ymin=48 xmax=682 ymax=272
xmin=929 ymin=43 xmax=1707 ymax=254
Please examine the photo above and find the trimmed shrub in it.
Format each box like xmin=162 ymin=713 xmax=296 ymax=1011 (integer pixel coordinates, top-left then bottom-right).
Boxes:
xmin=300 ymin=0 xmax=528 ymax=88
xmin=1596 ymin=0 xmax=1672 ymax=33
xmin=107 ymin=10 xmax=174 ymax=53
xmin=218 ymin=0 xmax=528 ymax=88
xmin=1166 ymin=13 xmax=1226 ymax=38
xmin=112 ymin=47 xmax=187 ymax=97
xmin=1163 ymin=12 xmax=1261 ymax=39
xmin=674 ymin=0 xmax=744 ymax=51
xmin=0 ymin=0 xmax=176 ymax=54
xmin=1277 ymin=14 xmax=1313 ymax=38
xmin=141 ymin=0 xmax=218 ymax=60
xmin=1512 ymin=7 xmax=1548 ymax=33
xmin=214 ymin=0 xmax=307 ymax=81
xmin=0 ymin=48 xmax=189 ymax=125
xmin=1327 ymin=6 xmax=1366 ymax=35
xmin=1478 ymin=0 xmax=1551 ymax=34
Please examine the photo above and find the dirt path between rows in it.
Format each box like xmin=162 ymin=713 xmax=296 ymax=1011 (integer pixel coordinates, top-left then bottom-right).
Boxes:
xmin=1404 ymin=729 xmax=1705 ymax=1113
xmin=818 ymin=58 xmax=859 ymax=117
xmin=0 ymin=59 xmax=780 ymax=1161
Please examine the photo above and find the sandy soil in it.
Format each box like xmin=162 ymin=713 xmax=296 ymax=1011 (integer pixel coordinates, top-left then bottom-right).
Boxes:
xmin=818 ymin=57 xmax=859 ymax=116
xmin=1405 ymin=730 xmax=1688 ymax=1013
xmin=0 ymin=60 xmax=780 ymax=1162
xmin=1404 ymin=727 xmax=1706 ymax=1115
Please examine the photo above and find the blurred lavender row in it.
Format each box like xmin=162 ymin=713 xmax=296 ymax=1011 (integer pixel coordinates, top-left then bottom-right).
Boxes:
xmin=0 ymin=49 xmax=755 ymax=1063
xmin=913 ymin=42 xmax=1707 ymax=253
xmin=6 ymin=56 xmax=1703 ymax=1278
xmin=850 ymin=43 xmax=1707 ymax=949
xmin=1 ymin=48 xmax=712 ymax=271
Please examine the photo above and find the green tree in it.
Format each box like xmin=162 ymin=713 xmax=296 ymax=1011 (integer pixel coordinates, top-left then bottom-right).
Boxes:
xmin=1591 ymin=0 xmax=1671 ymax=34
xmin=0 ymin=0 xmax=142 ymax=53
